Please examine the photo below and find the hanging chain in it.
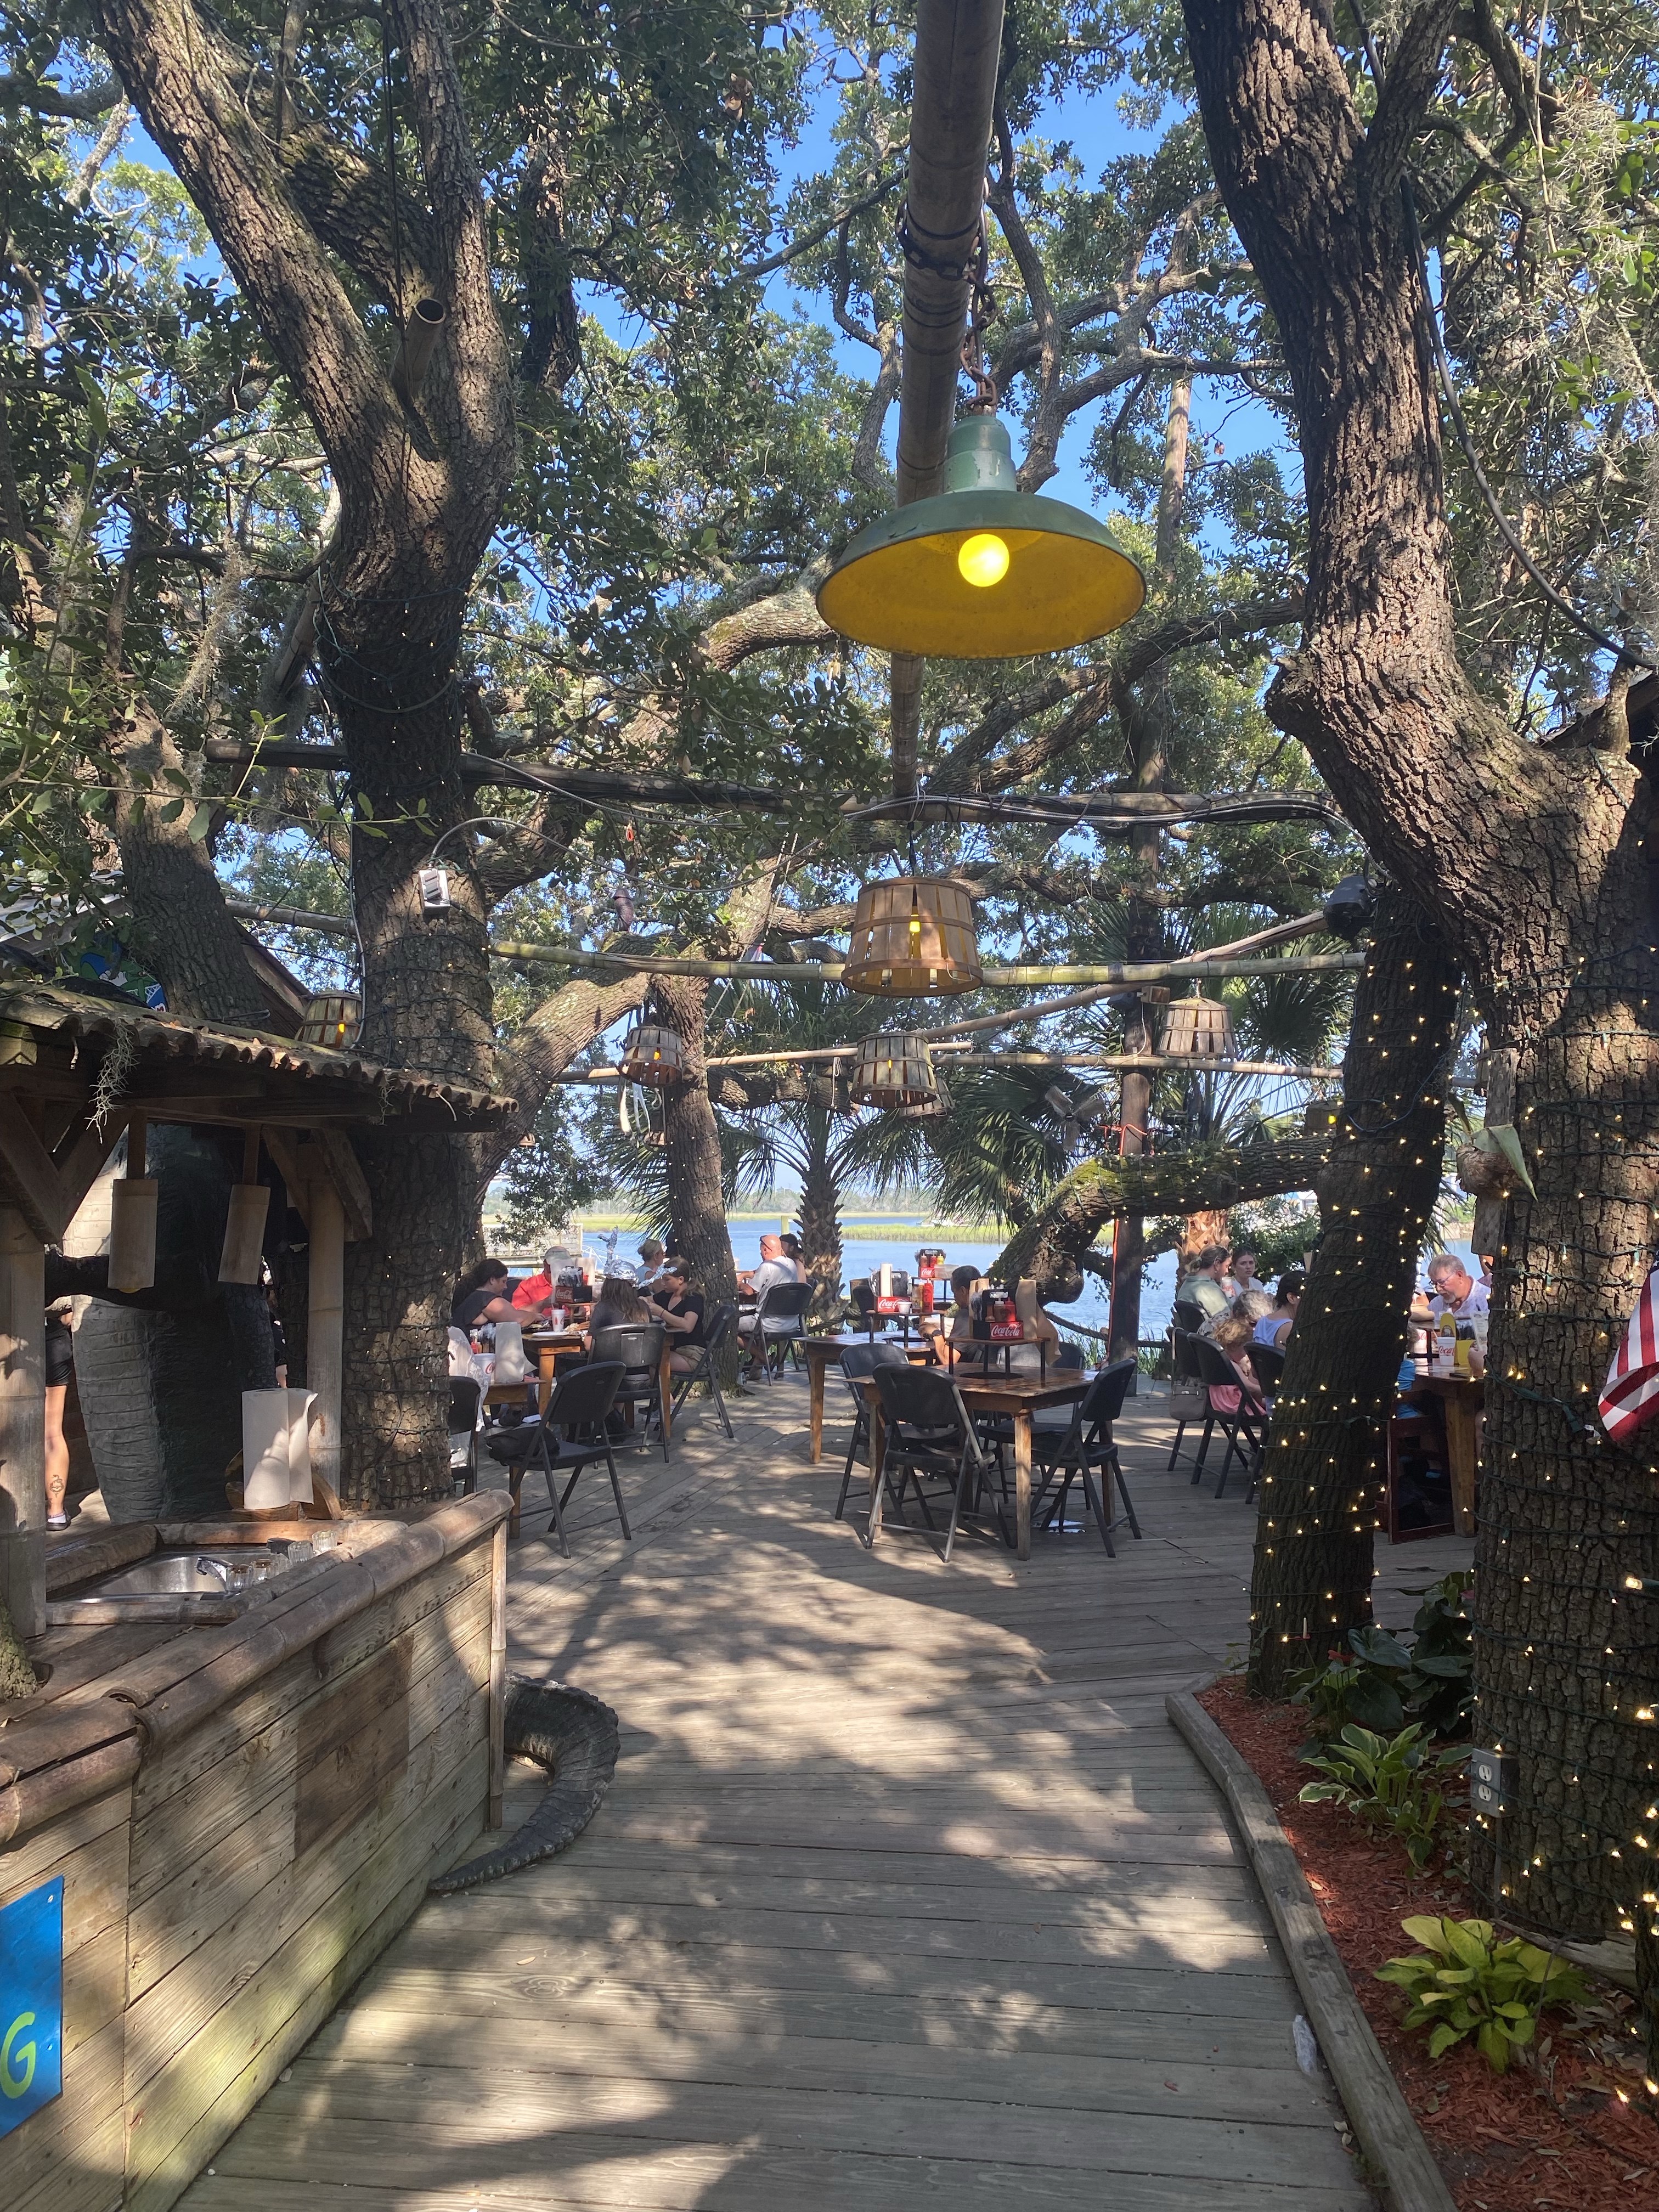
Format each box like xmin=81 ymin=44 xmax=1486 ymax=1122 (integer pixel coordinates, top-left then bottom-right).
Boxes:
xmin=959 ymin=199 xmax=997 ymax=414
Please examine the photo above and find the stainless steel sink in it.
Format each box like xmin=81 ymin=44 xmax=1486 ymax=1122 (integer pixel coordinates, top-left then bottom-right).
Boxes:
xmin=89 ymin=1552 xmax=273 ymax=1598
xmin=46 ymin=1543 xmax=313 ymax=1624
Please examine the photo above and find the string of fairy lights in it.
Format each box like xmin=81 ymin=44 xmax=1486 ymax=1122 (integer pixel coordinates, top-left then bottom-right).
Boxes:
xmin=1253 ymin=951 xmax=1458 ymax=1637
xmin=1250 ymin=932 xmax=1659 ymax=2033
xmin=1468 ymin=949 xmax=1659 ymax=1988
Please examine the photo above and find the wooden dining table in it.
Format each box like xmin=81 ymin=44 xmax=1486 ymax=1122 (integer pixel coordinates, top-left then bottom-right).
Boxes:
xmin=800 ymin=1331 xmax=937 ymax=1464
xmin=521 ymin=1329 xmax=675 ymax=1443
xmin=861 ymin=1367 xmax=1093 ymax=1562
xmin=1400 ymin=1364 xmax=1482 ymax=1534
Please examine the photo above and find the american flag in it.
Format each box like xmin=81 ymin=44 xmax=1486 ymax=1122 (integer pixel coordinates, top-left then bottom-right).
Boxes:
xmin=1600 ymin=1265 xmax=1659 ymax=1444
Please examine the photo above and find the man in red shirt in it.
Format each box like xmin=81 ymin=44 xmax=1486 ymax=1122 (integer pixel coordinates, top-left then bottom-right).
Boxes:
xmin=511 ymin=1248 xmax=558 ymax=1317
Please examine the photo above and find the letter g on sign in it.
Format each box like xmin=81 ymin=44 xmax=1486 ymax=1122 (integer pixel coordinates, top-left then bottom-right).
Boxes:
xmin=0 ymin=2011 xmax=35 ymax=2098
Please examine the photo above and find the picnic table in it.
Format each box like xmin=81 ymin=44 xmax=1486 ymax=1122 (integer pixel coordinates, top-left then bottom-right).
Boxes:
xmin=800 ymin=1331 xmax=937 ymax=1463
xmin=1400 ymin=1365 xmax=1482 ymax=1534
xmin=861 ymin=1367 xmax=1094 ymax=1562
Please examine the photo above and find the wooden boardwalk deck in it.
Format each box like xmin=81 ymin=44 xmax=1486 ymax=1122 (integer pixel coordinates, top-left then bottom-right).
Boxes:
xmin=179 ymin=1373 xmax=1469 ymax=2211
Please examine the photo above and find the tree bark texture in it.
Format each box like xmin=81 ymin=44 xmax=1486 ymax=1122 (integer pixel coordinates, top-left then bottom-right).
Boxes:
xmin=651 ymin=975 xmax=740 ymax=1322
xmin=993 ymin=1133 xmax=1329 ymax=1301
xmin=1248 ymin=886 xmax=1459 ymax=1695
xmin=1184 ymin=0 xmax=1659 ymax=1983
xmin=106 ymin=696 xmax=271 ymax=1028
xmin=93 ymin=0 xmax=518 ymax=1506
xmin=796 ymin=1111 xmax=844 ymax=1323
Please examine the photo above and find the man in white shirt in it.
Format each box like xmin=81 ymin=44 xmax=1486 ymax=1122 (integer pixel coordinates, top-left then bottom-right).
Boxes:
xmin=1426 ymin=1254 xmax=1489 ymax=1318
xmin=738 ymin=1234 xmax=799 ymax=1376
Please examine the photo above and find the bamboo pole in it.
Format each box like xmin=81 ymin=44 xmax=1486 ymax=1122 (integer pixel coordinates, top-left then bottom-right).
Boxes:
xmin=307 ymin=1178 xmax=346 ymax=1496
xmin=0 ymin=1203 xmax=46 ymax=1644
xmin=494 ymin=944 xmax=1365 ymax=986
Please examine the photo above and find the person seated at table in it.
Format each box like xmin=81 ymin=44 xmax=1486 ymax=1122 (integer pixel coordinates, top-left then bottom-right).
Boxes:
xmin=1208 ymin=1314 xmax=1265 ymax=1413
xmin=1222 ymin=1286 xmax=1274 ymax=1333
xmin=1426 ymin=1252 xmax=1488 ymax=1318
xmin=1254 ymin=1272 xmax=1304 ymax=1348
xmin=1181 ymin=1245 xmax=1233 ymax=1321
xmin=1224 ymin=1249 xmax=1260 ymax=1300
xmin=453 ymin=1257 xmax=532 ymax=1334
xmin=738 ymin=1232 xmax=795 ymax=1302
xmin=511 ymin=1248 xmax=562 ymax=1315
xmin=584 ymin=1273 xmax=651 ymax=1341
xmin=778 ymin=1232 xmax=808 ymax=1283
xmin=636 ymin=1238 xmax=667 ymax=1288
xmin=652 ymin=1260 xmax=707 ymax=1374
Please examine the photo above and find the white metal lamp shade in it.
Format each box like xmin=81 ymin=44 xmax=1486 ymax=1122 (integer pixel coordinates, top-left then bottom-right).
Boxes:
xmin=842 ymin=876 xmax=982 ymax=997
xmin=849 ymin=1034 xmax=938 ymax=1109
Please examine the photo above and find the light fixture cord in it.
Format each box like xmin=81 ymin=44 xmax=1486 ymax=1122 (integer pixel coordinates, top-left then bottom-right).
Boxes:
xmin=960 ymin=198 xmax=997 ymax=414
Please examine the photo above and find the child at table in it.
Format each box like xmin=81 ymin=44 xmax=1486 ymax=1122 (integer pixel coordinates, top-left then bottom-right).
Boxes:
xmin=1209 ymin=1316 xmax=1266 ymax=1412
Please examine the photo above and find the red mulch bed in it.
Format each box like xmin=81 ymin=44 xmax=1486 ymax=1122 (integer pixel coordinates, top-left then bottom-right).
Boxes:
xmin=1198 ymin=1674 xmax=1656 ymax=2211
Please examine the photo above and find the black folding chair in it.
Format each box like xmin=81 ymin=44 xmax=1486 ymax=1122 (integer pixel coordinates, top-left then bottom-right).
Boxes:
xmin=447 ymin=1375 xmax=481 ymax=1497
xmin=833 ymin=1340 xmax=912 ymax=1520
xmin=742 ymin=1280 xmax=815 ymax=1380
xmin=485 ymin=1360 xmax=628 ymax=1557
xmin=1250 ymin=1338 xmax=1287 ymax=1394
xmin=1028 ymin=1358 xmax=1141 ymax=1554
xmin=1172 ymin=1297 xmax=1209 ymax=1338
xmin=590 ymin=1322 xmax=669 ymax=1461
xmin=1190 ymin=1336 xmax=1268 ymax=1502
xmin=668 ymin=1301 xmax=736 ymax=1441
xmin=1167 ymin=1328 xmax=1216 ymax=1479
xmin=871 ymin=1362 xmax=1008 ymax=1562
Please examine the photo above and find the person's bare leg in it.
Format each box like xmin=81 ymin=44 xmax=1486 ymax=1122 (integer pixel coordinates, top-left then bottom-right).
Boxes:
xmin=44 ymin=1381 xmax=69 ymax=1525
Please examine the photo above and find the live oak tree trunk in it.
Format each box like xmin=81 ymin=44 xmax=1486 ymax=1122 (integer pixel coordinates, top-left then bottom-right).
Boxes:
xmin=651 ymin=975 xmax=740 ymax=1323
xmin=1249 ymin=886 xmax=1459 ymax=1694
xmin=108 ymin=697 xmax=271 ymax=1029
xmin=993 ymin=1133 xmax=1329 ymax=1301
xmin=1184 ymin=0 xmax=1659 ymax=2015
xmin=94 ymin=0 xmax=518 ymax=1505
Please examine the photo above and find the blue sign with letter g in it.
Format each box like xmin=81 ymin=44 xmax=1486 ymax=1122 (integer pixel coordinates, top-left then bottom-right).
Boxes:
xmin=0 ymin=1878 xmax=63 ymax=2137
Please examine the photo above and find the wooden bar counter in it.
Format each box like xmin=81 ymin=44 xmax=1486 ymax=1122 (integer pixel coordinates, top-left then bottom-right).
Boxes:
xmin=0 ymin=1490 xmax=511 ymax=2212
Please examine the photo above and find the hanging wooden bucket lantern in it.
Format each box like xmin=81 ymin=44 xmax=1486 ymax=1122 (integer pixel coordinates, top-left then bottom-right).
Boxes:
xmin=849 ymin=1034 xmax=938 ymax=1108
xmin=1304 ymin=1095 xmax=1342 ymax=1137
xmin=298 ymin=992 xmax=362 ymax=1049
xmin=1160 ymin=994 xmax=1234 ymax=1060
xmin=842 ymin=876 xmax=982 ymax=997
xmin=619 ymin=1022 xmax=684 ymax=1089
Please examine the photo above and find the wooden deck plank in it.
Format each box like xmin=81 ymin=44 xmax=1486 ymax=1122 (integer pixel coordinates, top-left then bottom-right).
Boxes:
xmin=179 ymin=1376 xmax=1467 ymax=2210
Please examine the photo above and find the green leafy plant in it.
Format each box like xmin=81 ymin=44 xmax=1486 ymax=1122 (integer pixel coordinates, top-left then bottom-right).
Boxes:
xmin=1290 ymin=1572 xmax=1474 ymax=1740
xmin=1375 ymin=1917 xmax=1588 ymax=2073
xmin=1298 ymin=1723 xmax=1465 ymax=1867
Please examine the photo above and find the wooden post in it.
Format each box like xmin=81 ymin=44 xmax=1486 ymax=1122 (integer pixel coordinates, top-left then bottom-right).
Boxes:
xmin=488 ymin=1515 xmax=507 ymax=1829
xmin=0 ymin=1203 xmax=46 ymax=1639
xmin=307 ymin=1177 xmax=345 ymax=1497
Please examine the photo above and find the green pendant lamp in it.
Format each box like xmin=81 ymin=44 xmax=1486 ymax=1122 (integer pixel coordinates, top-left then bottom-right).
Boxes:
xmin=816 ymin=415 xmax=1146 ymax=658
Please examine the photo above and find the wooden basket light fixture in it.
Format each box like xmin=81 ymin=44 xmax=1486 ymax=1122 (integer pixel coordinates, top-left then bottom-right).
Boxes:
xmin=843 ymin=876 xmax=982 ymax=997
xmin=619 ymin=1020 xmax=684 ymax=1089
xmin=849 ymin=1034 xmax=938 ymax=1109
xmin=1160 ymin=993 xmax=1235 ymax=1060
xmin=298 ymin=992 xmax=362 ymax=1049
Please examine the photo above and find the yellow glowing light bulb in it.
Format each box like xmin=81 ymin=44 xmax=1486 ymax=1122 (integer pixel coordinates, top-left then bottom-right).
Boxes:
xmin=957 ymin=531 xmax=1010 ymax=588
